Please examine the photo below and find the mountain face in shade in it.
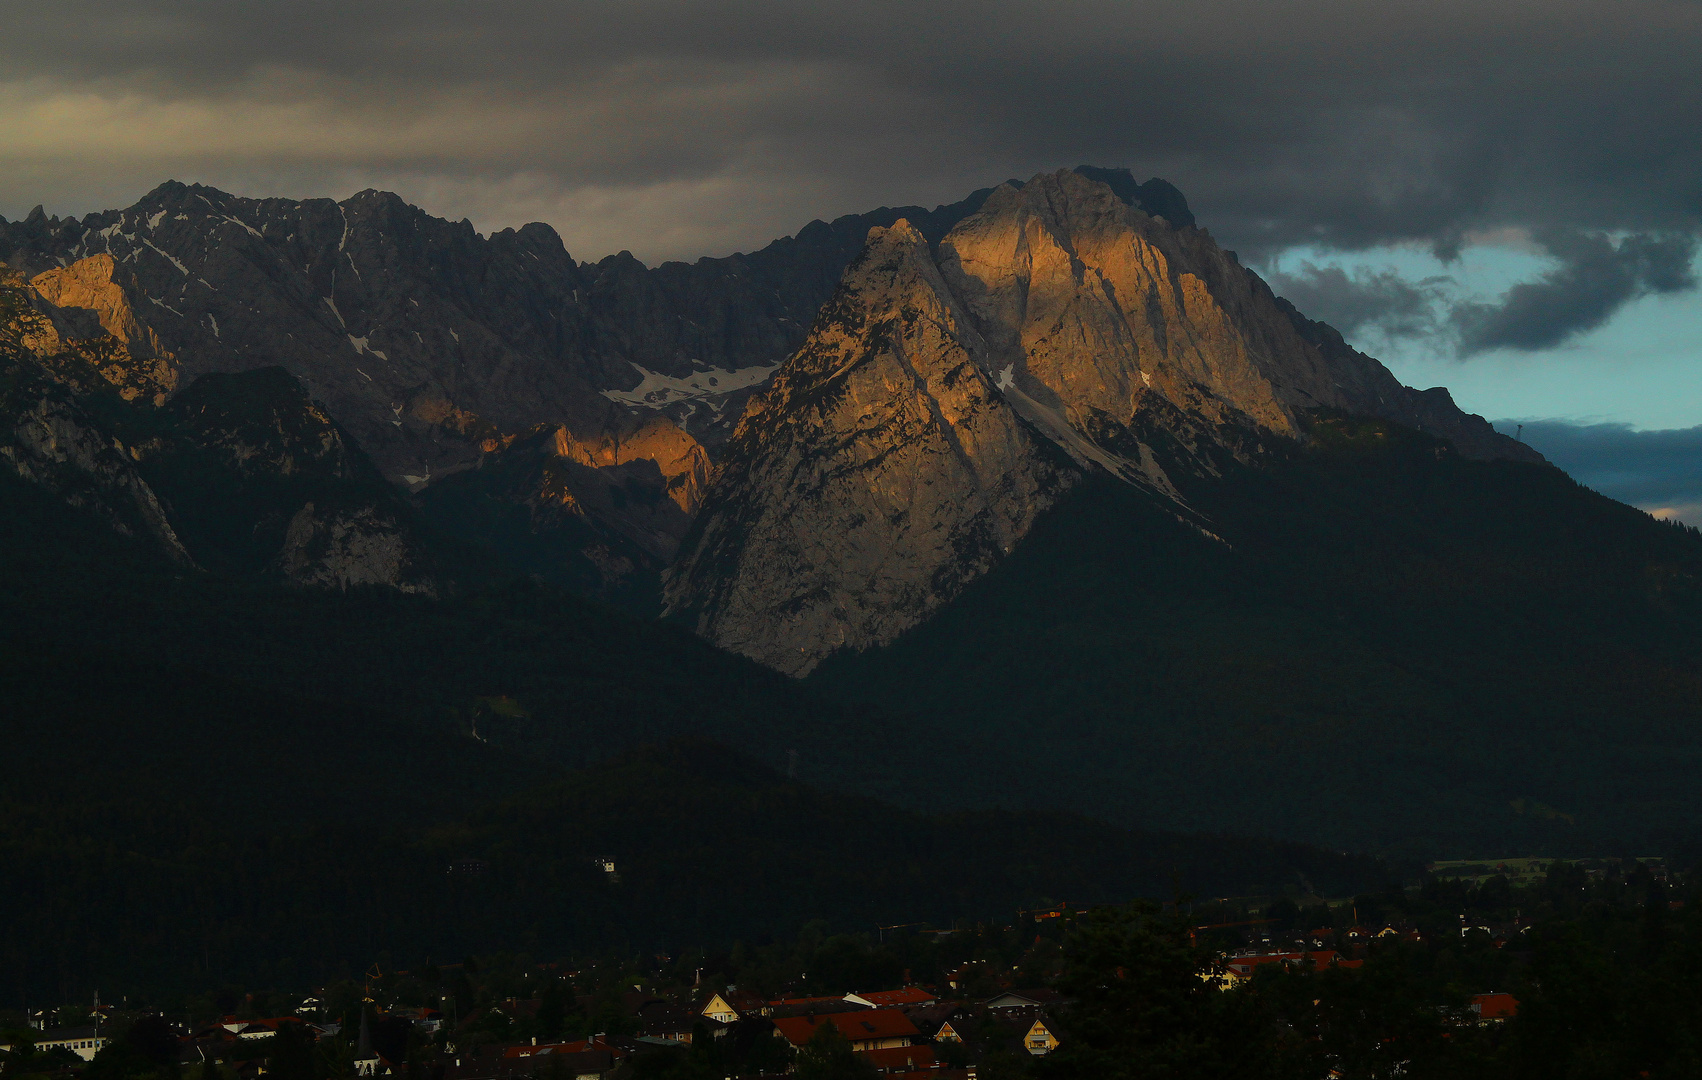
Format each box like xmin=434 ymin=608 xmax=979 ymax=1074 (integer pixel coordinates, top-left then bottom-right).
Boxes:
xmin=666 ymin=170 xmax=1539 ymax=673
xmin=10 ymin=168 xmax=1702 ymax=861
xmin=2 ymin=168 xmax=1537 ymax=627
xmin=1 ymin=274 xmax=438 ymax=590
xmin=0 ymin=181 xmax=1002 ymax=462
xmin=0 ymin=180 xmax=1003 ymax=590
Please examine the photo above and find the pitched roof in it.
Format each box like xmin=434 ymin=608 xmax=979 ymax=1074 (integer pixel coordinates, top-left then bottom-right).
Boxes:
xmin=767 ymin=999 xmax=869 ymax=1019
xmin=901 ymin=1003 xmax=964 ymax=1031
xmin=639 ymin=1008 xmax=726 ymax=1038
xmin=857 ymin=1045 xmax=937 ymax=1073
xmin=501 ymin=1036 xmax=628 ymax=1060
xmin=845 ymin=988 xmax=937 ymax=1008
xmin=443 ymin=1049 xmax=616 ymax=1080
xmin=771 ymin=1010 xmax=920 ymax=1047
xmin=984 ymin=989 xmax=1066 ymax=1010
xmin=1470 ymin=993 xmax=1519 ymax=1020
xmin=704 ymin=990 xmax=765 ymax=1012
xmin=1223 ymin=951 xmax=1357 ymax=977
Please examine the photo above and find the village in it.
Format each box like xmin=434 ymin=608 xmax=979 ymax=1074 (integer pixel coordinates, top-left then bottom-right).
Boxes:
xmin=2 ymin=901 xmax=1538 ymax=1080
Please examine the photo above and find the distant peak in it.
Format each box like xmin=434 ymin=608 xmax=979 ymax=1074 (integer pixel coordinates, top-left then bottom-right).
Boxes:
xmin=869 ymin=218 xmax=925 ymax=245
xmin=1072 ymin=166 xmax=1197 ymax=229
xmin=343 ymin=188 xmax=410 ymax=211
xmin=182 ymin=182 xmax=239 ymax=201
xmin=141 ymin=180 xmax=190 ymax=202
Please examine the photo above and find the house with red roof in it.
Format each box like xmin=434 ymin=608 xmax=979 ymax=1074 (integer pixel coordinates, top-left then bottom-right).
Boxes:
xmin=1470 ymin=993 xmax=1519 ymax=1022
xmin=859 ymin=1045 xmax=938 ymax=1075
xmin=772 ymin=1010 xmax=920 ymax=1052
xmin=1213 ymin=950 xmax=1362 ymax=988
xmin=846 ymin=987 xmax=938 ymax=1008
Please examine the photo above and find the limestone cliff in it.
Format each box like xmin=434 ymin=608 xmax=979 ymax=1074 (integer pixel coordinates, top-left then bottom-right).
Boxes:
xmin=0 ymin=193 xmax=735 ymax=589
xmin=2 ymin=271 xmax=435 ymax=591
xmin=28 ymin=254 xmax=178 ymax=403
xmin=0 ymin=386 xmax=191 ymax=564
xmin=276 ymin=500 xmax=435 ymax=595
xmin=667 ymin=170 xmax=1543 ymax=674
xmin=0 ymin=181 xmax=996 ymax=478
xmin=936 ymin=170 xmax=1541 ymax=485
xmin=665 ymin=221 xmax=1075 ymax=674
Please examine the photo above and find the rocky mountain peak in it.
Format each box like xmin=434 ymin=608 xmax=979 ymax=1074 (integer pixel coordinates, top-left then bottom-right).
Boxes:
xmin=666 ymin=169 xmax=1545 ymax=673
xmin=1073 ymin=167 xmax=1197 ymax=228
xmin=664 ymin=217 xmax=1077 ymax=674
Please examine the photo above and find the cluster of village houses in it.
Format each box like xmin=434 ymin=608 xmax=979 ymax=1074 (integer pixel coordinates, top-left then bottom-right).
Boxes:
xmin=11 ymin=923 xmax=1521 ymax=1080
xmin=13 ymin=985 xmax=1069 ymax=1080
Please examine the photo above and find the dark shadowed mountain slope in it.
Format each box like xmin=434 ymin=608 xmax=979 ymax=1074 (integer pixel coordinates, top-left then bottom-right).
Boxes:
xmin=0 ymin=464 xmax=840 ymax=778
xmin=1 ymin=278 xmax=445 ymax=592
xmin=811 ymin=415 xmax=1702 ymax=856
xmin=0 ymin=178 xmax=1016 ymax=596
xmin=0 ymin=180 xmax=1007 ymax=468
xmin=0 ymin=474 xmax=1387 ymax=1000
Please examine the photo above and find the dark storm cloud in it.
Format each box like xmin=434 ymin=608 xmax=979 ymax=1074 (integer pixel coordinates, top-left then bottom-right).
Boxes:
xmin=1507 ymin=419 xmax=1702 ymax=524
xmin=1267 ymin=264 xmax=1450 ymax=338
xmin=1454 ymin=230 xmax=1700 ymax=355
xmin=1 ymin=1 xmax=1700 ymax=262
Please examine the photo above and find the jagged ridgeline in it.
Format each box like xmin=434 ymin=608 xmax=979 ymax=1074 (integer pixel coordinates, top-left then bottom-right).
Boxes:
xmin=0 ymin=177 xmax=1009 ymax=598
xmin=5 ymin=168 xmax=1702 ymax=859
xmin=664 ymin=170 xmax=1539 ymax=673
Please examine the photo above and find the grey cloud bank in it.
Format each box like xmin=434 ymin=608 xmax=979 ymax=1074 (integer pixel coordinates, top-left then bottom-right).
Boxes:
xmin=1 ymin=0 xmax=1698 ymax=264
xmin=1266 ymin=263 xmax=1451 ymax=340
xmin=1269 ymin=230 xmax=1701 ymax=362
xmin=1455 ymin=230 xmax=1699 ymax=355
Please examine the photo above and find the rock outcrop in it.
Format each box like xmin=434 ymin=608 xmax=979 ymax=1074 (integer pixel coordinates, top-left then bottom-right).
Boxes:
xmin=666 ymin=221 xmax=1077 ymax=674
xmin=276 ymin=500 xmax=435 ymax=595
xmin=2 ymin=271 xmax=436 ymax=591
xmin=667 ymin=170 xmax=1542 ymax=674
xmin=0 ymin=386 xmax=192 ymax=564
xmin=0 ymin=180 xmax=1001 ymax=472
xmin=936 ymin=170 xmax=1541 ymax=485
xmin=0 ymin=182 xmax=979 ymax=584
xmin=3 ymin=169 xmax=1542 ymax=627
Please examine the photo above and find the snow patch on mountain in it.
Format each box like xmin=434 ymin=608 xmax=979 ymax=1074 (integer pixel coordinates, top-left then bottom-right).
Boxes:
xmin=348 ymin=334 xmax=387 ymax=361
xmin=602 ymin=362 xmax=779 ymax=408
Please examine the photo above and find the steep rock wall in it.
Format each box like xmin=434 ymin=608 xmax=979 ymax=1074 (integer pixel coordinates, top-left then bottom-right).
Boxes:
xmin=668 ymin=171 xmax=1543 ymax=673
xmin=666 ymin=222 xmax=1075 ymax=674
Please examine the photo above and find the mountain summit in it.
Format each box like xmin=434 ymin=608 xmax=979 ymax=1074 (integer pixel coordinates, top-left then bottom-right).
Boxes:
xmin=665 ymin=170 xmax=1539 ymax=673
xmin=3 ymin=167 xmax=1539 ymax=636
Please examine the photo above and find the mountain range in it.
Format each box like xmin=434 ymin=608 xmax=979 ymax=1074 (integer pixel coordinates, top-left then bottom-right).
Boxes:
xmin=4 ymin=165 xmax=1701 ymax=885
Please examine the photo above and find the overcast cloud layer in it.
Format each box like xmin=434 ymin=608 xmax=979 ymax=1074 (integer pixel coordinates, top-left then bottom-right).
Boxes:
xmin=1 ymin=0 xmax=1698 ymax=267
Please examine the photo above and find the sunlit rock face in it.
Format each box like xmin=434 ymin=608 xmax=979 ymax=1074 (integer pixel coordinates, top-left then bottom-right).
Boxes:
xmin=667 ymin=170 xmax=1540 ymax=674
xmin=938 ymin=170 xmax=1537 ymax=488
xmin=665 ymin=221 xmax=1077 ymax=675
xmin=2 ymin=169 xmax=1537 ymax=620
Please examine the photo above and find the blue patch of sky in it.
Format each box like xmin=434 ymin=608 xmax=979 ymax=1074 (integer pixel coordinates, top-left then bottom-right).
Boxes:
xmin=1265 ymin=242 xmax=1702 ymax=432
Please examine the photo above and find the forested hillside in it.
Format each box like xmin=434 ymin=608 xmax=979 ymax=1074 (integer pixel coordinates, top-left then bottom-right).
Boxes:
xmin=814 ymin=415 xmax=1702 ymax=856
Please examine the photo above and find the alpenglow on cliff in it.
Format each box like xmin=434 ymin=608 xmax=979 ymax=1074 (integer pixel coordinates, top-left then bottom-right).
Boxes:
xmin=663 ymin=169 xmax=1539 ymax=674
